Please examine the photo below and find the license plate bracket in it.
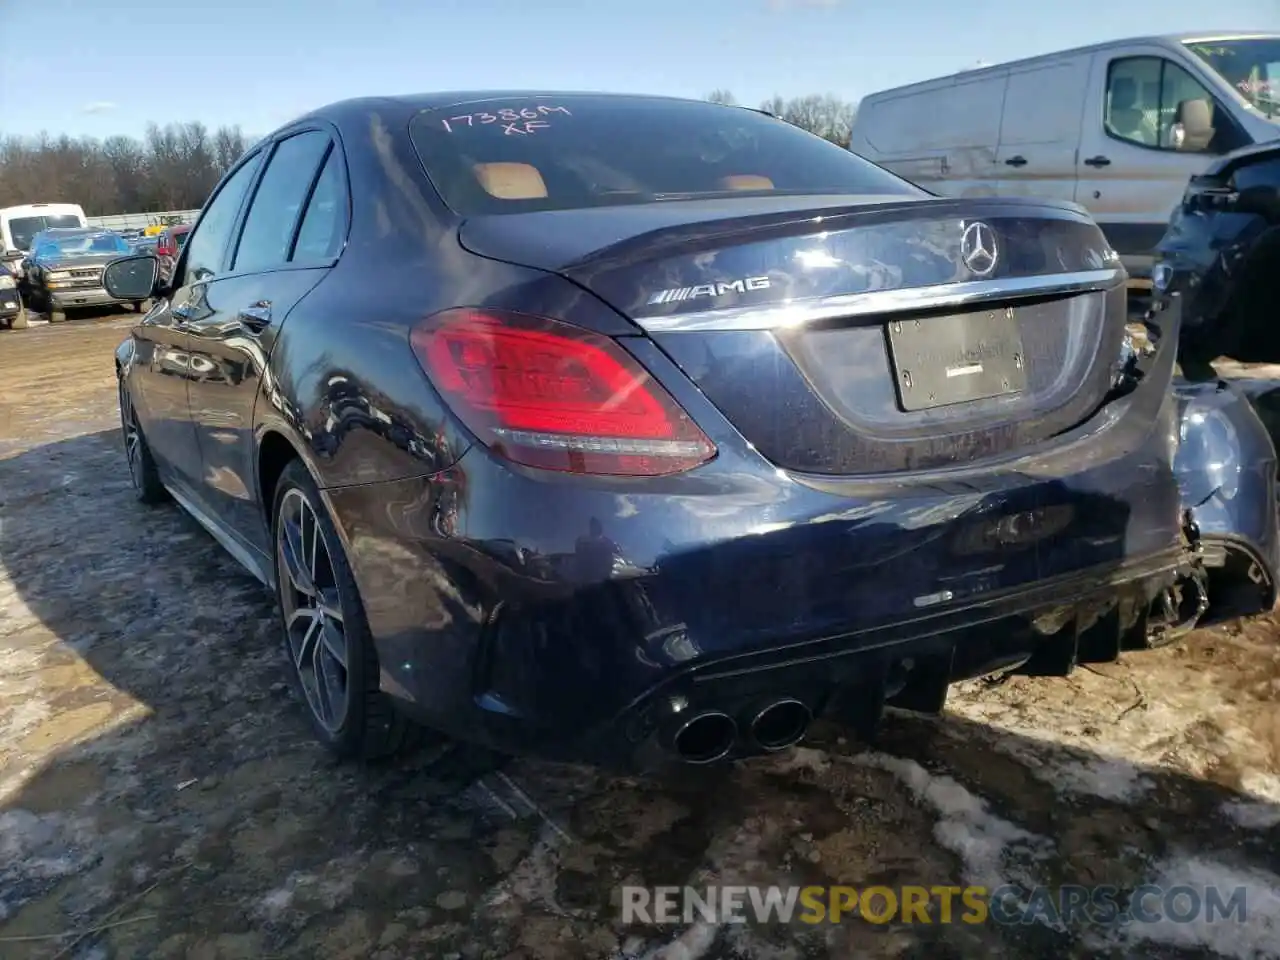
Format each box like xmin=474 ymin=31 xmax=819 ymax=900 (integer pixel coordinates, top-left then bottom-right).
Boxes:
xmin=886 ymin=307 xmax=1027 ymax=412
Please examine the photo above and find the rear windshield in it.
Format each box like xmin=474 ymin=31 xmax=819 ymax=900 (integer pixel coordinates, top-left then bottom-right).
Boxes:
xmin=7 ymin=214 xmax=83 ymax=251
xmin=408 ymin=96 xmax=922 ymax=216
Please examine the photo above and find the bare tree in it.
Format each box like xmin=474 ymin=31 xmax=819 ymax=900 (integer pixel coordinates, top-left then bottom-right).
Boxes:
xmin=706 ymin=89 xmax=738 ymax=106
xmin=759 ymin=93 xmax=858 ymax=146
xmin=0 ymin=122 xmax=253 ymax=214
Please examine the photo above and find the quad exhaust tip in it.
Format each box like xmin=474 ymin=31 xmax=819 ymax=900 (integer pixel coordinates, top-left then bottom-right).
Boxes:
xmin=749 ymin=698 xmax=813 ymax=751
xmin=671 ymin=711 xmax=738 ymax=764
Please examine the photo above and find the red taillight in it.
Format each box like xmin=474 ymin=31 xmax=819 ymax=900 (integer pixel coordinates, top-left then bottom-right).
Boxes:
xmin=156 ymin=238 xmax=174 ymax=257
xmin=410 ymin=308 xmax=716 ymax=477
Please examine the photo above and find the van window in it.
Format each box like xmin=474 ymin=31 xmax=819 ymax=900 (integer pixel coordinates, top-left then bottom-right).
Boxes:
xmin=7 ymin=214 xmax=83 ymax=251
xmin=1185 ymin=38 xmax=1280 ymax=118
xmin=1105 ymin=56 xmax=1246 ymax=154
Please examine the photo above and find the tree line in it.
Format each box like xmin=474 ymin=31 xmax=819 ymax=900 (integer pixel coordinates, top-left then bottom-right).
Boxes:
xmin=0 ymin=93 xmax=858 ymax=217
xmin=0 ymin=122 xmax=251 ymax=216
xmin=705 ymin=90 xmax=858 ymax=147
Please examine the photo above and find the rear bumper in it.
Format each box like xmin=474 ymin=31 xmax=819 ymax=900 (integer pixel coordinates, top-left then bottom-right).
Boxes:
xmin=323 ymin=363 xmax=1200 ymax=768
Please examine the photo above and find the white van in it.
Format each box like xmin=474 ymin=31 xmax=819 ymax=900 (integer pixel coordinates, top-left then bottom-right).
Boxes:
xmin=1 ymin=203 xmax=89 ymax=274
xmin=849 ymin=33 xmax=1280 ymax=280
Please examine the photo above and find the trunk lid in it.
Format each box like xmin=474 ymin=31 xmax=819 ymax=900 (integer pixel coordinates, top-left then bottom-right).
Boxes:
xmin=460 ymin=195 xmax=1130 ymax=475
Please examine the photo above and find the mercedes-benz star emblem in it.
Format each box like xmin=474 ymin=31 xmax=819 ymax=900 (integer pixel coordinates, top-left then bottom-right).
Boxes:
xmin=960 ymin=221 xmax=999 ymax=277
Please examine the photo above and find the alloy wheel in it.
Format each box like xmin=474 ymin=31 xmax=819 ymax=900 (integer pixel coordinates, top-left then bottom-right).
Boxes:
xmin=276 ymin=488 xmax=350 ymax=734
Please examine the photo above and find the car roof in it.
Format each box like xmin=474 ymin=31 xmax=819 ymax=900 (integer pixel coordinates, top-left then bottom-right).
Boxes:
xmin=275 ymin=90 xmax=714 ymax=134
xmin=39 ymin=226 xmax=108 ymax=237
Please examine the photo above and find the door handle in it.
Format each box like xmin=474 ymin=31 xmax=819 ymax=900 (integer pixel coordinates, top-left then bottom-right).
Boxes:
xmin=1004 ymin=155 xmax=1028 ymax=167
xmin=237 ymin=301 xmax=272 ymax=333
xmin=1084 ymin=155 xmax=1112 ymax=167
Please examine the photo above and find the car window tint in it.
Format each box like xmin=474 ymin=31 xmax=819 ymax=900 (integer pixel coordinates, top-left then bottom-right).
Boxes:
xmin=234 ymin=132 xmax=331 ymax=273
xmin=181 ymin=156 xmax=261 ymax=285
xmin=409 ymin=95 xmax=922 ymax=216
xmin=292 ymin=149 xmax=345 ymax=262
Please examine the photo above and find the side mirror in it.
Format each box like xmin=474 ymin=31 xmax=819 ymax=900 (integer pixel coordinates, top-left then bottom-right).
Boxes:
xmin=102 ymin=254 xmax=159 ymax=301
xmin=1172 ymin=99 xmax=1214 ymax=152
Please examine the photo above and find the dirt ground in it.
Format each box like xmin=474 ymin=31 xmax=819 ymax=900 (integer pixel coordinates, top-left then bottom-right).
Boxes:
xmin=1 ymin=316 xmax=1278 ymax=960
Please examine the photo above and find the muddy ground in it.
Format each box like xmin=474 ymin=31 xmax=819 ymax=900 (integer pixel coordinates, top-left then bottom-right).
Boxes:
xmin=0 ymin=317 xmax=1278 ymax=960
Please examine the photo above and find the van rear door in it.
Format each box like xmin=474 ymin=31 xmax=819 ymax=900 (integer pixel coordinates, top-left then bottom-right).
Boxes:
xmin=995 ymin=55 xmax=1092 ymax=203
xmin=851 ymin=71 xmax=1008 ymax=197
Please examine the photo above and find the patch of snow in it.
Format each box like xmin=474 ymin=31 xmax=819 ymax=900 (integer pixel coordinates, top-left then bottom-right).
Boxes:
xmin=0 ymin=809 xmax=100 ymax=920
xmin=1223 ymin=773 xmax=1280 ymax=831
xmin=771 ymin=746 xmax=830 ymax=775
xmin=638 ymin=921 xmax=719 ymax=960
xmin=1114 ymin=855 xmax=1280 ymax=960
xmin=1052 ymin=757 xmax=1153 ymax=802
xmin=854 ymin=752 xmax=1054 ymax=900
xmin=256 ymin=854 xmax=361 ymax=921
xmin=986 ymin=732 xmax=1153 ymax=802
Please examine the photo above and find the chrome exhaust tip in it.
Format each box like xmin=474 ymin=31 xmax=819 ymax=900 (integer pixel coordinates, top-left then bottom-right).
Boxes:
xmin=671 ymin=711 xmax=738 ymax=764
xmin=748 ymin=698 xmax=812 ymax=751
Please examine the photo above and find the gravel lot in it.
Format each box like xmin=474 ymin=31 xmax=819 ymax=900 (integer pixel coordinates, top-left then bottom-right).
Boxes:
xmin=1 ymin=316 xmax=1279 ymax=960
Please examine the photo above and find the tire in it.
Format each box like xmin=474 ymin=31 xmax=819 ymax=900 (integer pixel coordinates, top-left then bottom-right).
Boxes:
xmin=272 ymin=459 xmax=424 ymax=761
xmin=118 ymin=376 xmax=167 ymax=504
xmin=50 ymin=308 xmax=67 ymax=323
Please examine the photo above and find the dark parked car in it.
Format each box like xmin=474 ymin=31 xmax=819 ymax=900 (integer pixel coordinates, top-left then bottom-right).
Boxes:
xmin=24 ymin=228 xmax=145 ymax=320
xmin=0 ymin=262 xmax=22 ymax=329
xmin=104 ymin=92 xmax=1279 ymax=771
xmin=1153 ymin=139 xmax=1280 ymax=378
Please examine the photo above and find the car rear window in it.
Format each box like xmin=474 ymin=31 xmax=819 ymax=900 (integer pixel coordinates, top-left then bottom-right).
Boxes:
xmin=408 ymin=95 xmax=922 ymax=216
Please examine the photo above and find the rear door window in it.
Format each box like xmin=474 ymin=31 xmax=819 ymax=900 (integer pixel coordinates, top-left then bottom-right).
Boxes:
xmin=232 ymin=131 xmax=332 ymax=273
xmin=291 ymin=148 xmax=346 ymax=262
xmin=409 ymin=95 xmax=922 ymax=216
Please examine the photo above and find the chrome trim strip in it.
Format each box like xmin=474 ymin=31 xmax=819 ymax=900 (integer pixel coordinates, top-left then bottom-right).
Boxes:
xmin=635 ymin=268 xmax=1124 ymax=333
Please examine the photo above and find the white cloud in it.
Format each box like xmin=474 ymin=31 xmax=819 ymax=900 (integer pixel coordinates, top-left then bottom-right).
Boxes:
xmin=81 ymin=101 xmax=118 ymax=115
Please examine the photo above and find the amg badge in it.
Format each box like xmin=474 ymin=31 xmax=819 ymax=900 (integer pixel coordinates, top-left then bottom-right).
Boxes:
xmin=647 ymin=276 xmax=770 ymax=306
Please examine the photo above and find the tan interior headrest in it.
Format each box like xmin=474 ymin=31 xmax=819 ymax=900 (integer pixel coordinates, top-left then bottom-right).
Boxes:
xmin=473 ymin=162 xmax=548 ymax=200
xmin=719 ymin=174 xmax=774 ymax=191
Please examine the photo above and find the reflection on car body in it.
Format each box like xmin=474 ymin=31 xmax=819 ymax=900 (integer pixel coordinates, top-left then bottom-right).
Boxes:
xmin=108 ymin=91 xmax=1278 ymax=773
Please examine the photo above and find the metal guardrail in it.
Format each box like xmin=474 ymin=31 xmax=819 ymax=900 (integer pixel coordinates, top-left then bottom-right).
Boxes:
xmin=85 ymin=210 xmax=201 ymax=231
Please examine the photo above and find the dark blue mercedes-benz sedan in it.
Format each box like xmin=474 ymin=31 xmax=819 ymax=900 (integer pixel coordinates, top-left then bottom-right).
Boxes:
xmin=103 ymin=92 xmax=1279 ymax=771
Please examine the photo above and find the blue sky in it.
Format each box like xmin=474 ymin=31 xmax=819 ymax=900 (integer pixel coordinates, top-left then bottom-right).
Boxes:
xmin=1 ymin=0 xmax=1274 ymax=139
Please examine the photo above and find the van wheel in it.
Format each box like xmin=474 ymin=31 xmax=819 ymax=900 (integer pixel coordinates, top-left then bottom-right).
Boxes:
xmin=50 ymin=309 xmax=67 ymax=323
